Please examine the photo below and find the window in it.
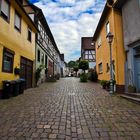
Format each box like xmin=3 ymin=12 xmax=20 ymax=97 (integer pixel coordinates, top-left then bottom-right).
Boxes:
xmin=98 ymin=63 xmax=103 ymax=73
xmin=106 ymin=63 xmax=110 ymax=72
xmin=2 ymin=48 xmax=14 ymax=73
xmin=45 ymin=55 xmax=47 ymax=67
xmin=14 ymin=11 xmax=21 ymax=32
xmin=0 ymin=0 xmax=10 ymax=21
xmin=27 ymin=27 xmax=32 ymax=42
xmin=106 ymin=21 xmax=110 ymax=34
xmin=97 ymin=36 xmax=101 ymax=48
xmin=37 ymin=49 xmax=40 ymax=62
xmin=41 ymin=52 xmax=44 ymax=63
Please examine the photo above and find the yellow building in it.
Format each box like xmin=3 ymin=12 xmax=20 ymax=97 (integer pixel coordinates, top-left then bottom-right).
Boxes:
xmin=93 ymin=2 xmax=126 ymax=92
xmin=0 ymin=0 xmax=37 ymax=96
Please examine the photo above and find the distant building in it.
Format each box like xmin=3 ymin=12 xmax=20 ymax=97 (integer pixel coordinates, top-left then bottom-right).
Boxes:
xmin=81 ymin=37 xmax=96 ymax=69
xmin=22 ymin=2 xmax=63 ymax=84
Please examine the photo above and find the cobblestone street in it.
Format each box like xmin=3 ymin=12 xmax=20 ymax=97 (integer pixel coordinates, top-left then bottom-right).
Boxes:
xmin=0 ymin=78 xmax=140 ymax=140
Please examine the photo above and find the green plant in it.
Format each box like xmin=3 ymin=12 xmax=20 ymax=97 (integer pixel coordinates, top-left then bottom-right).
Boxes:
xmin=79 ymin=60 xmax=89 ymax=73
xmin=100 ymin=80 xmax=108 ymax=89
xmin=80 ymin=73 xmax=88 ymax=82
xmin=128 ymin=85 xmax=136 ymax=93
xmin=35 ymin=65 xmax=44 ymax=84
xmin=46 ymin=75 xmax=57 ymax=82
xmin=55 ymin=73 xmax=60 ymax=80
xmin=88 ymin=69 xmax=98 ymax=82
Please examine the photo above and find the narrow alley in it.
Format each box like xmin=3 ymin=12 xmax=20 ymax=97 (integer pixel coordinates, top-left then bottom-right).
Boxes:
xmin=0 ymin=78 xmax=139 ymax=140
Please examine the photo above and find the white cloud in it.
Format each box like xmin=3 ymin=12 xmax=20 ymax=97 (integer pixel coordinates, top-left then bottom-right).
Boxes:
xmin=34 ymin=0 xmax=105 ymax=62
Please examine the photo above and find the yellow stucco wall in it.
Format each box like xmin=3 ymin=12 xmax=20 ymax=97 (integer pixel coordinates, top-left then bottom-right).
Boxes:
xmin=95 ymin=8 xmax=125 ymax=86
xmin=0 ymin=1 xmax=36 ymax=89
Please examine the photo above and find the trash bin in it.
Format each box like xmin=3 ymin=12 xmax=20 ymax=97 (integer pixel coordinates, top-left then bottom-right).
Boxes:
xmin=2 ymin=80 xmax=13 ymax=99
xmin=12 ymin=80 xmax=20 ymax=97
xmin=19 ymin=78 xmax=25 ymax=94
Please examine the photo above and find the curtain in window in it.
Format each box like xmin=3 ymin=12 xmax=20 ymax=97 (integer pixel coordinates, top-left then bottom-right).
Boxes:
xmin=1 ymin=0 xmax=9 ymax=16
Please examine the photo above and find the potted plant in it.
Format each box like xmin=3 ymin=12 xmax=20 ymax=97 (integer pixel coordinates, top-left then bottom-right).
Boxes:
xmin=80 ymin=73 xmax=88 ymax=82
xmin=128 ymin=85 xmax=136 ymax=93
xmin=100 ymin=80 xmax=108 ymax=89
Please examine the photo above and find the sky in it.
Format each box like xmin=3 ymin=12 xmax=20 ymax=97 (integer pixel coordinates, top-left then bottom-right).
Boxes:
xmin=30 ymin=0 xmax=106 ymax=62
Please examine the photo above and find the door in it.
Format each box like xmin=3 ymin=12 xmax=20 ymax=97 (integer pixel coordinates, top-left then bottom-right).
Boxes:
xmin=20 ymin=57 xmax=33 ymax=89
xmin=135 ymin=57 xmax=140 ymax=92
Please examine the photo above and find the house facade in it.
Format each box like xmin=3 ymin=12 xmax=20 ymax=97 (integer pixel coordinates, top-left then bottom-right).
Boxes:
xmin=0 ymin=0 xmax=37 ymax=95
xmin=22 ymin=3 xmax=62 ymax=84
xmin=93 ymin=2 xmax=126 ymax=92
xmin=114 ymin=0 xmax=140 ymax=92
xmin=81 ymin=37 xmax=96 ymax=69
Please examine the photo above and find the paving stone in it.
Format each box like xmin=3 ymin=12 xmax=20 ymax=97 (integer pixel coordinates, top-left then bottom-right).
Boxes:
xmin=0 ymin=78 xmax=139 ymax=140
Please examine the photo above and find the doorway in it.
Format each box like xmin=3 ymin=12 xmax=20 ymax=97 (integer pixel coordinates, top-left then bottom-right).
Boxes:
xmin=20 ymin=56 xmax=33 ymax=89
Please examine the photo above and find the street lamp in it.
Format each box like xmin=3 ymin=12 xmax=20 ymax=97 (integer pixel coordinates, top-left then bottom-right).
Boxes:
xmin=106 ymin=32 xmax=114 ymax=94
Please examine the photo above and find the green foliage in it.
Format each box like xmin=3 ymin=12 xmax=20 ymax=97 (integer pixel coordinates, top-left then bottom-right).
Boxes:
xmin=35 ymin=65 xmax=44 ymax=84
xmin=88 ymin=69 xmax=98 ymax=82
xmin=46 ymin=75 xmax=57 ymax=82
xmin=73 ymin=66 xmax=79 ymax=72
xmin=55 ymin=73 xmax=60 ymax=80
xmin=100 ymin=80 xmax=108 ymax=89
xmin=80 ymin=73 xmax=88 ymax=82
xmin=100 ymin=80 xmax=116 ymax=89
xmin=78 ymin=60 xmax=89 ymax=72
xmin=68 ymin=61 xmax=76 ymax=68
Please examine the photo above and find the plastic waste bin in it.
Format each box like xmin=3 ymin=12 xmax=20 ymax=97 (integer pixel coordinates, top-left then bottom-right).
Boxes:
xmin=19 ymin=78 xmax=25 ymax=94
xmin=12 ymin=80 xmax=20 ymax=96
xmin=2 ymin=80 xmax=13 ymax=99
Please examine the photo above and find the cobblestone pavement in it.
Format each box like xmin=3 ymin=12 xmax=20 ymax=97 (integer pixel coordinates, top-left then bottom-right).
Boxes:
xmin=0 ymin=78 xmax=140 ymax=140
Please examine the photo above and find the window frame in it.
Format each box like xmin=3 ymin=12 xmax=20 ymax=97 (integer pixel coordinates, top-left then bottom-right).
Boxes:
xmin=0 ymin=0 xmax=10 ymax=22
xmin=97 ymin=36 xmax=101 ymax=48
xmin=106 ymin=63 xmax=110 ymax=73
xmin=2 ymin=48 xmax=15 ymax=73
xmin=37 ymin=49 xmax=40 ymax=62
xmin=98 ymin=63 xmax=103 ymax=74
xmin=14 ymin=10 xmax=21 ymax=32
xmin=27 ymin=27 xmax=32 ymax=42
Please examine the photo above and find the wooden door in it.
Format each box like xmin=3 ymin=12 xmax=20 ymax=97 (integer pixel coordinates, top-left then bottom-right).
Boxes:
xmin=20 ymin=57 xmax=33 ymax=89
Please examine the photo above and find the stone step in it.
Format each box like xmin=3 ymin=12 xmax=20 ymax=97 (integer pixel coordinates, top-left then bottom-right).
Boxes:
xmin=119 ymin=94 xmax=140 ymax=104
xmin=124 ymin=93 xmax=140 ymax=98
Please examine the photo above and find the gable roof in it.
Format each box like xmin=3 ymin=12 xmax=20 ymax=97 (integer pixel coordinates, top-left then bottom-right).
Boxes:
xmin=31 ymin=5 xmax=61 ymax=55
xmin=93 ymin=3 xmax=110 ymax=41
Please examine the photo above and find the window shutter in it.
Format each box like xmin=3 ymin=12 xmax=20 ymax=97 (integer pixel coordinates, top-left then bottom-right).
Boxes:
xmin=1 ymin=0 xmax=9 ymax=16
